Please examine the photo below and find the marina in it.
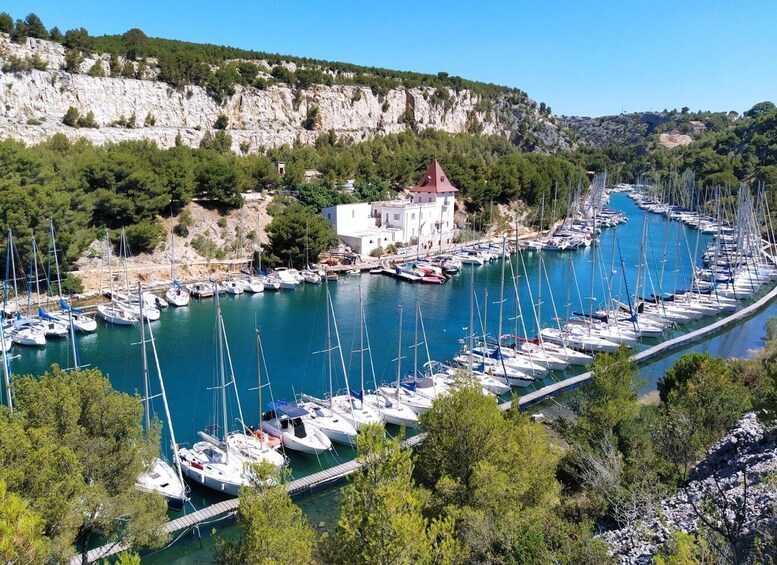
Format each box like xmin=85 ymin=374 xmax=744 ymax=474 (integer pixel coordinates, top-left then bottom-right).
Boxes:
xmin=8 ymin=189 xmax=777 ymax=563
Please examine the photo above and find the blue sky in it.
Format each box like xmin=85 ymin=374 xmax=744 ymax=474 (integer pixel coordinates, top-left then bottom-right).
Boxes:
xmin=3 ymin=1 xmax=774 ymax=116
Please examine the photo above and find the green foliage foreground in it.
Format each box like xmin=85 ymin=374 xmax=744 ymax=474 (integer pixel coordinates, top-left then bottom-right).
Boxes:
xmin=0 ymin=366 xmax=168 ymax=563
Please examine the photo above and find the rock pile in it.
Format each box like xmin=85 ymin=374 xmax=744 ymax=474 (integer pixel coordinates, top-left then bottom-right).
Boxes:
xmin=601 ymin=413 xmax=777 ymax=563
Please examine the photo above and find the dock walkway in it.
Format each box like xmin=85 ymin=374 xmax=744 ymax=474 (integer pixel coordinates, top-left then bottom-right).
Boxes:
xmin=74 ymin=282 xmax=777 ymax=563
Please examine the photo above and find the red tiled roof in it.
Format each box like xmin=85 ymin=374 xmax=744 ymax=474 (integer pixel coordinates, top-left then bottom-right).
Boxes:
xmin=409 ymin=159 xmax=458 ymax=193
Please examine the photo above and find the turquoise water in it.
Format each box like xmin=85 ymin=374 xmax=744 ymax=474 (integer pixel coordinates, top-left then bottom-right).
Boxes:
xmin=16 ymin=193 xmax=771 ymax=561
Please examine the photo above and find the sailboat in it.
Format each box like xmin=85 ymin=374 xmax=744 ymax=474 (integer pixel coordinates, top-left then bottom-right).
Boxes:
xmin=301 ymin=280 xmax=382 ymax=431
xmin=133 ymin=284 xmax=188 ymax=511
xmin=255 ymin=330 xmax=332 ymax=454
xmin=114 ymin=228 xmax=161 ymax=322
xmin=28 ymin=235 xmax=68 ymax=338
xmin=165 ymin=224 xmax=190 ymax=307
xmin=176 ymin=287 xmax=284 ymax=496
xmin=97 ymin=230 xmax=138 ymax=326
xmin=45 ymin=222 xmax=97 ymax=332
xmin=4 ymin=230 xmax=46 ymax=347
xmin=361 ymin=303 xmax=419 ymax=428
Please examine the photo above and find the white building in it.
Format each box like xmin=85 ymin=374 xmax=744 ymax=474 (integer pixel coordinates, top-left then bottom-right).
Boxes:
xmin=322 ymin=160 xmax=458 ymax=256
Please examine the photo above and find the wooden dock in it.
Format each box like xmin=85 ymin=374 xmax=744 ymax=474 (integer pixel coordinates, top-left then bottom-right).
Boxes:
xmin=74 ymin=282 xmax=777 ymax=563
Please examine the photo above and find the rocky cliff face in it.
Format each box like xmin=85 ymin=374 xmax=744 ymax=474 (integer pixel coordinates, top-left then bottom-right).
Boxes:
xmin=0 ymin=35 xmax=572 ymax=152
xmin=601 ymin=413 xmax=777 ymax=563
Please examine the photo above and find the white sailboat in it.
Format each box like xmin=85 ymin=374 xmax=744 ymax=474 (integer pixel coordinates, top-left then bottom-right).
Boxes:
xmin=298 ymin=281 xmax=371 ymax=444
xmin=362 ymin=303 xmax=419 ymax=428
xmin=97 ymin=231 xmax=138 ymax=326
xmin=133 ymin=284 xmax=188 ymax=511
xmin=46 ymin=221 xmax=97 ymax=332
xmin=256 ymin=330 xmax=332 ymax=455
xmin=4 ymin=231 xmax=46 ymax=346
xmin=177 ymin=288 xmax=284 ymax=496
xmin=165 ymin=217 xmax=190 ymax=307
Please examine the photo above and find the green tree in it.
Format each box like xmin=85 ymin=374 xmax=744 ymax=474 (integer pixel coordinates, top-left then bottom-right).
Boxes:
xmin=660 ymin=353 xmax=751 ymax=449
xmin=0 ymin=480 xmax=50 ymax=564
xmin=0 ymin=12 xmax=12 ymax=33
xmin=62 ymin=106 xmax=80 ymax=126
xmin=23 ymin=13 xmax=48 ymax=39
xmin=265 ymin=203 xmax=337 ymax=267
xmin=121 ymin=28 xmax=147 ymax=60
xmin=0 ymin=366 xmax=168 ymax=562
xmin=744 ymin=101 xmax=776 ymax=119
xmin=62 ymin=28 xmax=94 ymax=52
xmin=215 ymin=463 xmax=315 ymax=565
xmin=570 ymin=345 xmax=640 ymax=437
xmin=324 ymin=424 xmax=463 ymax=565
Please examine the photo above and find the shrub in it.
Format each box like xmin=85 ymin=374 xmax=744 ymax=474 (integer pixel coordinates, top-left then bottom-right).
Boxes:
xmin=87 ymin=60 xmax=104 ymax=77
xmin=303 ymin=105 xmax=319 ymax=130
xmin=214 ymin=113 xmax=229 ymax=130
xmin=26 ymin=118 xmax=42 ymax=126
xmin=28 ymin=54 xmax=47 ymax=71
xmin=76 ymin=111 xmax=98 ymax=128
xmin=62 ymin=106 xmax=80 ymax=126
xmin=144 ymin=112 xmax=156 ymax=126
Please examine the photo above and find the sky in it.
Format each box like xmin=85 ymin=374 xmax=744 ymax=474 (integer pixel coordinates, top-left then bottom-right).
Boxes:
xmin=3 ymin=0 xmax=775 ymax=117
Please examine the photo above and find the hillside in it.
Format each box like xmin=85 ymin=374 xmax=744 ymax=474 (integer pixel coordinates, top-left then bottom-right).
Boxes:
xmin=561 ymin=110 xmax=738 ymax=148
xmin=0 ymin=34 xmax=572 ymax=153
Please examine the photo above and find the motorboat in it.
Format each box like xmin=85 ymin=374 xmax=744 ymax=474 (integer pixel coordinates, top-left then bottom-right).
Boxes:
xmin=260 ymin=401 xmax=332 ymax=454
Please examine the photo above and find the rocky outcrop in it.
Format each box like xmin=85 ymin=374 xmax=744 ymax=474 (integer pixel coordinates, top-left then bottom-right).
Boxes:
xmin=560 ymin=112 xmax=673 ymax=147
xmin=601 ymin=413 xmax=777 ymax=563
xmin=0 ymin=35 xmax=573 ymax=152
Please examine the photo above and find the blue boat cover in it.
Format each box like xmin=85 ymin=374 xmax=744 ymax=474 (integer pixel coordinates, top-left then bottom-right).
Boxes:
xmin=266 ymin=400 xmax=308 ymax=419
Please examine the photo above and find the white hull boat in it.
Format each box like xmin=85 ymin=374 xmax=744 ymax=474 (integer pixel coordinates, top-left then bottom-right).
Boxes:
xmin=298 ymin=401 xmax=358 ymax=446
xmin=166 ymin=285 xmax=190 ymax=307
xmin=97 ymin=303 xmax=137 ymax=325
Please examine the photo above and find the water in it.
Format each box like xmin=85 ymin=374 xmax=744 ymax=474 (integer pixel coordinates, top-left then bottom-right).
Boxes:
xmin=12 ymin=193 xmax=776 ymax=562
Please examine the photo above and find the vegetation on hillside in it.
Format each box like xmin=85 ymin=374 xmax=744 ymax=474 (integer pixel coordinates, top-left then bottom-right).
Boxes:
xmin=0 ymin=11 xmax=542 ymax=107
xmin=0 ymin=129 xmax=586 ymax=269
xmin=568 ymin=102 xmax=777 ymax=195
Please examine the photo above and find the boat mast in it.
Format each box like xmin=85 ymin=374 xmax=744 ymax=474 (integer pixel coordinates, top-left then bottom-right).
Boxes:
xmin=215 ymin=288 xmax=228 ymax=444
xmin=144 ymin=291 xmax=186 ymax=489
xmin=138 ymin=283 xmax=151 ymax=431
xmin=256 ymin=329 xmax=262 ymax=424
xmin=325 ymin=279 xmax=333 ymax=403
xmin=497 ymin=238 xmax=506 ymax=349
xmin=105 ymin=230 xmax=115 ymax=305
xmin=50 ymin=221 xmax=64 ymax=299
xmin=396 ymin=304 xmax=403 ymax=392
xmin=468 ymin=263 xmax=474 ymax=374
xmin=359 ymin=282 xmax=364 ymax=396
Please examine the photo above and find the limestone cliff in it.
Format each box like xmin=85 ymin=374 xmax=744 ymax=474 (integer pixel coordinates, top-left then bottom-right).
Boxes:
xmin=0 ymin=35 xmax=572 ymax=152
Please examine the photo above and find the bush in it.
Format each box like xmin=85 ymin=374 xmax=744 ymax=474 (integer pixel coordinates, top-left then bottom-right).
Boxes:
xmin=303 ymin=105 xmax=319 ymax=130
xmin=214 ymin=113 xmax=229 ymax=130
xmin=62 ymin=106 xmax=80 ymax=126
xmin=60 ymin=274 xmax=84 ymax=294
xmin=369 ymin=247 xmax=383 ymax=257
xmin=87 ymin=60 xmax=104 ymax=77
xmin=144 ymin=112 xmax=156 ymax=126
xmin=76 ymin=111 xmax=98 ymax=128
xmin=123 ymin=220 xmax=165 ymax=252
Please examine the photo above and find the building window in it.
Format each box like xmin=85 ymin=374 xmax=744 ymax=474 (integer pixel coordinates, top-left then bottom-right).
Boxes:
xmin=394 ymin=213 xmax=399 ymax=221
xmin=327 ymin=213 xmax=331 ymax=220
xmin=352 ymin=210 xmax=355 ymax=218
xmin=411 ymin=213 xmax=415 ymax=220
